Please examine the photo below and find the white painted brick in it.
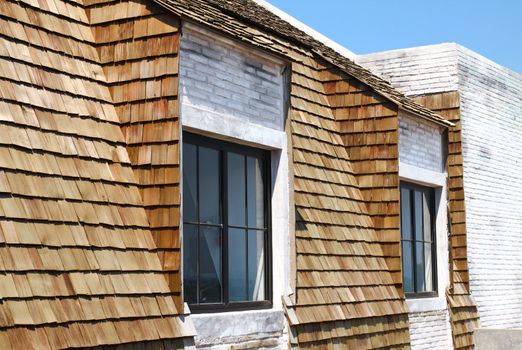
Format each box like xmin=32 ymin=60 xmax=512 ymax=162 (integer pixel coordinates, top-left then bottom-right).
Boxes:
xmin=408 ymin=309 xmax=453 ymax=350
xmin=456 ymin=45 xmax=522 ymax=329
xmin=357 ymin=44 xmax=460 ymax=96
xmin=180 ymin=26 xmax=285 ymax=130
xmin=399 ymin=113 xmax=444 ymax=172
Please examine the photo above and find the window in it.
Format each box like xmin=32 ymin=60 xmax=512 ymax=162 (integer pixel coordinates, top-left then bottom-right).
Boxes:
xmin=182 ymin=132 xmax=271 ymax=311
xmin=400 ymin=182 xmax=437 ymax=297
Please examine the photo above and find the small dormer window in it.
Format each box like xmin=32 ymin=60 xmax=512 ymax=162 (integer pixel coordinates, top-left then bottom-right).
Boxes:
xmin=400 ymin=182 xmax=438 ymax=297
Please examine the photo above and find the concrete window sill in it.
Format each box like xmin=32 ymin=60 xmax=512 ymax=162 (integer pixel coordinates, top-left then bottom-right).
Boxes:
xmin=190 ymin=308 xmax=285 ymax=341
xmin=406 ymin=296 xmax=447 ymax=313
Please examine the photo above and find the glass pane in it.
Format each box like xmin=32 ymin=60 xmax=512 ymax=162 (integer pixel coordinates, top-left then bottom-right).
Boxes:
xmin=183 ymin=143 xmax=198 ymax=223
xmin=228 ymin=228 xmax=247 ymax=301
xmin=414 ymin=190 xmax=424 ymax=241
xmin=228 ymin=152 xmax=246 ymax=226
xmin=183 ymin=224 xmax=198 ymax=304
xmin=400 ymin=188 xmax=412 ymax=240
xmin=401 ymin=241 xmax=414 ymax=293
xmin=199 ymin=147 xmax=220 ymax=224
xmin=248 ymin=229 xmax=265 ymax=301
xmin=423 ymin=191 xmax=433 ymax=242
xmin=247 ymin=157 xmax=265 ymax=229
xmin=199 ymin=226 xmax=222 ymax=303
xmin=425 ymin=243 xmax=433 ymax=292
xmin=415 ymin=242 xmax=425 ymax=292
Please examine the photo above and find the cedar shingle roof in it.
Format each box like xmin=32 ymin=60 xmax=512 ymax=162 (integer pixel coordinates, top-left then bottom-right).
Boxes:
xmin=0 ymin=0 xmax=193 ymax=348
xmin=154 ymin=0 xmax=453 ymax=127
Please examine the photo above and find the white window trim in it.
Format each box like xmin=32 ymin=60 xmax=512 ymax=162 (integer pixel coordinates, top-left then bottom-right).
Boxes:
xmin=399 ymin=161 xmax=449 ymax=312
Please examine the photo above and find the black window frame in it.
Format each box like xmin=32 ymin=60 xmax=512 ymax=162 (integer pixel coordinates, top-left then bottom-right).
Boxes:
xmin=182 ymin=132 xmax=273 ymax=313
xmin=400 ymin=181 xmax=438 ymax=299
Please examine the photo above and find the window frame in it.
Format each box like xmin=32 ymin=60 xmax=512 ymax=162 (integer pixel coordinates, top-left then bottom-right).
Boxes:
xmin=400 ymin=181 xmax=438 ymax=299
xmin=182 ymin=132 xmax=273 ymax=313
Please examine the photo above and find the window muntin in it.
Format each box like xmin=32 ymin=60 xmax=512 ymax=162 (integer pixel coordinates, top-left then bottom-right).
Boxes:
xmin=400 ymin=182 xmax=437 ymax=297
xmin=182 ymin=132 xmax=271 ymax=311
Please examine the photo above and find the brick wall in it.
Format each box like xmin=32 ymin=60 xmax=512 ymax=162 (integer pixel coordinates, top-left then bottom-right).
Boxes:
xmin=409 ymin=310 xmax=453 ymax=350
xmin=399 ymin=112 xmax=444 ymax=172
xmin=456 ymin=45 xmax=522 ymax=328
xmin=357 ymin=43 xmax=459 ymax=96
xmin=179 ymin=25 xmax=285 ymax=131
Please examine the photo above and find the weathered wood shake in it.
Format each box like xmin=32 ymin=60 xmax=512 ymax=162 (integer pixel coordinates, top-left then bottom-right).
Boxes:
xmin=0 ymin=0 xmax=479 ymax=349
xmin=0 ymin=0 xmax=194 ymax=348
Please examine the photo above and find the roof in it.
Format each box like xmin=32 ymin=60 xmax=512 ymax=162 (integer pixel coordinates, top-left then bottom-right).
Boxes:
xmin=0 ymin=0 xmax=194 ymax=348
xmin=251 ymin=0 xmax=357 ymax=60
xmin=154 ymin=0 xmax=453 ymax=127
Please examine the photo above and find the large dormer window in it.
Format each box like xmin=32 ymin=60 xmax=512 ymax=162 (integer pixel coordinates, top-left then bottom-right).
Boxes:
xmin=182 ymin=132 xmax=271 ymax=311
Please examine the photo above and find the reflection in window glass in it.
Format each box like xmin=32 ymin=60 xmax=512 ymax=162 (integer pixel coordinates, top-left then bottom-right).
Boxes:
xmin=183 ymin=144 xmax=198 ymax=223
xmin=199 ymin=226 xmax=222 ymax=303
xmin=425 ymin=243 xmax=433 ymax=291
xmin=228 ymin=228 xmax=247 ymax=301
xmin=199 ymin=147 xmax=220 ymax=224
xmin=402 ymin=241 xmax=413 ymax=293
xmin=183 ymin=224 xmax=198 ymax=304
xmin=415 ymin=242 xmax=425 ymax=292
xmin=247 ymin=157 xmax=264 ymax=229
xmin=248 ymin=229 xmax=265 ymax=301
xmin=400 ymin=188 xmax=412 ymax=240
xmin=228 ymin=152 xmax=246 ymax=227
xmin=423 ymin=192 xmax=432 ymax=242
xmin=414 ymin=191 xmax=423 ymax=241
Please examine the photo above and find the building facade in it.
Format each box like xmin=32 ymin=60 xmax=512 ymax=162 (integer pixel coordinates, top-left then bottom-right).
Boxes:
xmin=1 ymin=0 xmax=519 ymax=349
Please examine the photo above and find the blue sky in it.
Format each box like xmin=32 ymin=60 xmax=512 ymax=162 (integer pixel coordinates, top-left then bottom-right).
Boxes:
xmin=266 ymin=0 xmax=522 ymax=73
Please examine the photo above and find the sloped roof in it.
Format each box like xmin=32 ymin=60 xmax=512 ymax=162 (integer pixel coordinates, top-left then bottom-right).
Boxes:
xmin=0 ymin=0 xmax=193 ymax=348
xmin=153 ymin=0 xmax=453 ymax=127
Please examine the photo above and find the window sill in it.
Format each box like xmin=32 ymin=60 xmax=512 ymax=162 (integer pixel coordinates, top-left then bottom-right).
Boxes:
xmin=188 ymin=301 xmax=273 ymax=314
xmin=189 ymin=307 xmax=285 ymax=340
xmin=406 ymin=296 xmax=447 ymax=313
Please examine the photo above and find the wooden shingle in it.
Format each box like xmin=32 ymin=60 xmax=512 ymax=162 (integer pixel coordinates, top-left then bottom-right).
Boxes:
xmin=0 ymin=0 xmax=194 ymax=348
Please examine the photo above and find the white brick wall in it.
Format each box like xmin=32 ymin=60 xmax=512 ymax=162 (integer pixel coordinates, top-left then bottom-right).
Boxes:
xmin=359 ymin=43 xmax=522 ymax=330
xmin=399 ymin=112 xmax=444 ymax=172
xmin=179 ymin=24 xmax=285 ymax=131
xmin=357 ymin=43 xmax=459 ymax=96
xmin=456 ymin=45 xmax=522 ymax=328
xmin=408 ymin=309 xmax=453 ymax=350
